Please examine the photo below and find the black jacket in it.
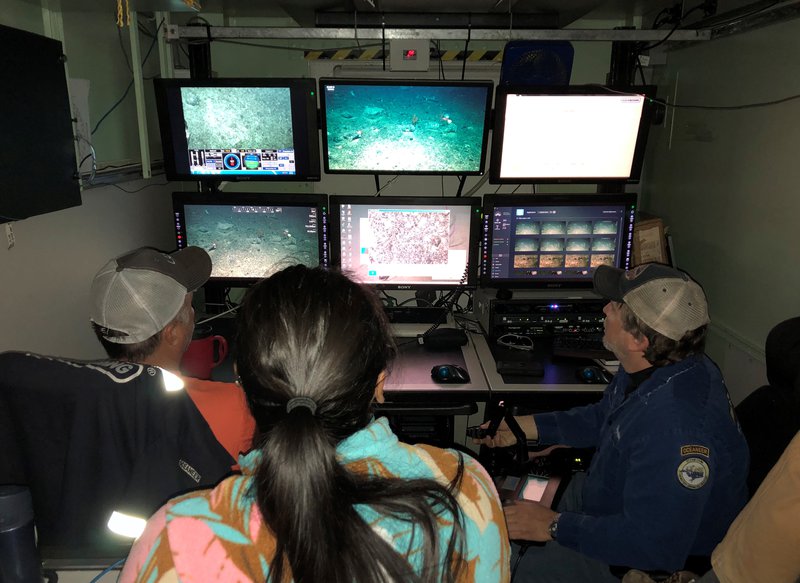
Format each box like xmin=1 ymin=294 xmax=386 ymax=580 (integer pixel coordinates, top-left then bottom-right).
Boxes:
xmin=0 ymin=352 xmax=235 ymax=556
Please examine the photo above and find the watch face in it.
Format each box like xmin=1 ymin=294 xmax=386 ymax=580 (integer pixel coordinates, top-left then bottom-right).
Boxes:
xmin=549 ymin=518 xmax=559 ymax=539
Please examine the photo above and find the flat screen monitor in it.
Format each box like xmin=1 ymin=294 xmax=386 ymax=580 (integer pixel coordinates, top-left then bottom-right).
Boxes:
xmin=172 ymin=192 xmax=328 ymax=288
xmin=154 ymin=78 xmax=321 ymax=182
xmin=319 ymin=78 xmax=493 ymax=175
xmin=490 ymin=86 xmax=655 ymax=184
xmin=330 ymin=196 xmax=482 ymax=290
xmin=1 ymin=24 xmax=80 ymax=223
xmin=482 ymin=193 xmax=637 ymax=289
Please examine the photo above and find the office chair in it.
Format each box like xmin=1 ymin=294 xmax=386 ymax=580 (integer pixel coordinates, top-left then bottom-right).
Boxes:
xmin=735 ymin=316 xmax=800 ymax=496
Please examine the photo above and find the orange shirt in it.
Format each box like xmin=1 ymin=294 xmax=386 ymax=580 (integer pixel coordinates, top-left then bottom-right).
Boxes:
xmin=180 ymin=376 xmax=256 ymax=463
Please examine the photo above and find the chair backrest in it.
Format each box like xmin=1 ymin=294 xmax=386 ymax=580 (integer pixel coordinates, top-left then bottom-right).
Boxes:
xmin=735 ymin=315 xmax=800 ymax=496
xmin=735 ymin=384 xmax=800 ymax=496
xmin=0 ymin=351 xmax=234 ymax=554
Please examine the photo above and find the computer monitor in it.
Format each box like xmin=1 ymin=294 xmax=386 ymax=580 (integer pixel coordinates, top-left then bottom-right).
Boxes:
xmin=482 ymin=193 xmax=637 ymax=289
xmin=172 ymin=192 xmax=329 ymax=288
xmin=489 ymin=86 xmax=656 ymax=184
xmin=329 ymin=196 xmax=483 ymax=290
xmin=154 ymin=78 xmax=321 ymax=182
xmin=319 ymin=78 xmax=493 ymax=175
xmin=1 ymin=24 xmax=80 ymax=223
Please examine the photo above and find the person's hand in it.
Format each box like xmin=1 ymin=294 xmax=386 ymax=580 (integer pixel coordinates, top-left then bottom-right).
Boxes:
xmin=504 ymin=500 xmax=558 ymax=542
xmin=472 ymin=415 xmax=538 ymax=447
xmin=472 ymin=419 xmax=518 ymax=448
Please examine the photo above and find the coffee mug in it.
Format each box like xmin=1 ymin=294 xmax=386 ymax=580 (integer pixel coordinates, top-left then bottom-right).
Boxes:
xmin=180 ymin=324 xmax=229 ymax=380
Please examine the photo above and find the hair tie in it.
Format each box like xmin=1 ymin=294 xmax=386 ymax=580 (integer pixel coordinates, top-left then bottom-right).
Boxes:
xmin=286 ymin=396 xmax=318 ymax=415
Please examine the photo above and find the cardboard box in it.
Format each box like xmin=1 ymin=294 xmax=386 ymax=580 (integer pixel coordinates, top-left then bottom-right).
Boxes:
xmin=632 ymin=217 xmax=669 ymax=266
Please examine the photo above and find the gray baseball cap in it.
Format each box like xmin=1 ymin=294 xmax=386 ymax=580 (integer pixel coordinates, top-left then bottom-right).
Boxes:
xmin=90 ymin=247 xmax=211 ymax=344
xmin=593 ymin=263 xmax=710 ymax=341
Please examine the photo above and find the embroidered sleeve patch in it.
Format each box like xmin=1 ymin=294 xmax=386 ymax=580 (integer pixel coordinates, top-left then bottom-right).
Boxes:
xmin=677 ymin=458 xmax=710 ymax=489
xmin=680 ymin=445 xmax=710 ymax=457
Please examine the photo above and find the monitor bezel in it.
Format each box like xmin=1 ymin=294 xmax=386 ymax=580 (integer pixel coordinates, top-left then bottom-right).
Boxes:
xmin=489 ymin=85 xmax=656 ymax=185
xmin=329 ymin=195 xmax=483 ymax=291
xmin=172 ymin=191 xmax=329 ymax=289
xmin=481 ymin=192 xmax=638 ymax=290
xmin=154 ymin=78 xmax=322 ymax=183
xmin=318 ymin=78 xmax=494 ymax=176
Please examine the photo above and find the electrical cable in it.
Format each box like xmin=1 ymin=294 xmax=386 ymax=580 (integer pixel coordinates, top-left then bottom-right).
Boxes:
xmin=353 ymin=9 xmax=361 ymax=49
xmin=438 ymin=40 xmax=446 ymax=80
xmin=92 ymin=19 xmax=163 ymax=136
xmin=461 ymin=172 xmax=489 ymax=197
xmin=510 ymin=544 xmax=530 ymax=582
xmin=91 ymin=80 xmax=133 ymax=136
xmin=653 ymin=92 xmax=800 ymax=110
xmin=87 ymin=558 xmax=126 ymax=583
xmin=374 ymin=175 xmax=400 ymax=196
xmin=636 ymin=55 xmax=647 ymax=85
xmin=638 ymin=0 xmax=718 ymax=54
xmin=110 ymin=180 xmax=169 ymax=193
xmin=461 ymin=17 xmax=471 ymax=81
xmin=117 ymin=26 xmax=133 ymax=73
xmin=699 ymin=0 xmax=780 ymax=30
xmin=592 ymin=84 xmax=800 ymax=112
xmin=380 ymin=290 xmax=398 ymax=307
xmin=650 ymin=7 xmax=672 ymax=29
xmin=196 ymin=304 xmax=239 ymax=325
xmin=76 ymin=135 xmax=97 ymax=186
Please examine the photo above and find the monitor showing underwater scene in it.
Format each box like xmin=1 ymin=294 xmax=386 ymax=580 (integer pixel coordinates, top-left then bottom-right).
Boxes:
xmin=320 ymin=79 xmax=493 ymax=175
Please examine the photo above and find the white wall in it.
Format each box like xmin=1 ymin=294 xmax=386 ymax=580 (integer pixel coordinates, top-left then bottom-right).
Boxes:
xmin=1 ymin=4 xmax=186 ymax=358
xmin=0 ymin=181 xmax=177 ymax=358
xmin=640 ymin=18 xmax=800 ymax=397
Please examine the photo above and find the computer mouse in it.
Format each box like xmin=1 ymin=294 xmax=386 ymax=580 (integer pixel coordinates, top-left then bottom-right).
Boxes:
xmin=576 ymin=366 xmax=612 ymax=384
xmin=431 ymin=364 xmax=470 ymax=384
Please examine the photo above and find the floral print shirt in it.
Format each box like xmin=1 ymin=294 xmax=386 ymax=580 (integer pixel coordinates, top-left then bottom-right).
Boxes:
xmin=120 ymin=416 xmax=510 ymax=582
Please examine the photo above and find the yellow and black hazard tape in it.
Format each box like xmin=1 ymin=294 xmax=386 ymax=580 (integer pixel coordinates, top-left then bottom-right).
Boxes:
xmin=304 ymin=49 xmax=503 ymax=61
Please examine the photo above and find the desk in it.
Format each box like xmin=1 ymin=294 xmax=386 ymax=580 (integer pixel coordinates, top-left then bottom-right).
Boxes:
xmin=203 ymin=316 xmax=605 ymax=430
xmin=473 ymin=335 xmax=606 ymax=394
xmin=385 ymin=323 xmax=489 ymax=397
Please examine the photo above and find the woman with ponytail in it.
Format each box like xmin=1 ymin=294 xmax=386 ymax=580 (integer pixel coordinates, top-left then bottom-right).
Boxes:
xmin=121 ymin=265 xmax=510 ymax=583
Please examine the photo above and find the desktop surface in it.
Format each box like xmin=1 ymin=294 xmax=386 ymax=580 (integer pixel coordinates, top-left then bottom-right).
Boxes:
xmin=474 ymin=334 xmax=610 ymax=394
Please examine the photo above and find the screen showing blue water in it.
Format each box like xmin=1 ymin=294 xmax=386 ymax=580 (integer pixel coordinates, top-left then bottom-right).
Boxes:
xmin=321 ymin=80 xmax=492 ymax=174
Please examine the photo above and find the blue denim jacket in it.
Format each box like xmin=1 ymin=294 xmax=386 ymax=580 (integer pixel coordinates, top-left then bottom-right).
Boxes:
xmin=535 ymin=354 xmax=749 ymax=571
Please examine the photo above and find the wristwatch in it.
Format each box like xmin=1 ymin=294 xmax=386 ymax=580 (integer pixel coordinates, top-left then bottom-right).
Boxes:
xmin=548 ymin=514 xmax=560 ymax=541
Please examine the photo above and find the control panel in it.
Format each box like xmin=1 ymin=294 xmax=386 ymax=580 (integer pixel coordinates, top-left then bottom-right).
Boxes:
xmin=475 ymin=290 xmax=607 ymax=338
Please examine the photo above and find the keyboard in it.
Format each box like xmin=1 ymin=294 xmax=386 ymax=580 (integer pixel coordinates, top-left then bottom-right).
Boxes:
xmin=551 ymin=334 xmax=615 ymax=361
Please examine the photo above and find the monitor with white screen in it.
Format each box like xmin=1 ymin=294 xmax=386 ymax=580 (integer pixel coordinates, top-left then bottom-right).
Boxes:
xmin=490 ymin=86 xmax=655 ymax=184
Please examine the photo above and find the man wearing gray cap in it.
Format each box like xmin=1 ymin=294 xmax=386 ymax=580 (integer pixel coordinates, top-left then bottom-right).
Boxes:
xmin=479 ymin=263 xmax=749 ymax=582
xmin=0 ymin=246 xmax=253 ymax=553
xmin=89 ymin=246 xmax=254 ymax=463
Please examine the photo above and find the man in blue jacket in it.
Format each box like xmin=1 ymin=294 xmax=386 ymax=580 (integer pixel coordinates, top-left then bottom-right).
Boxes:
xmin=483 ymin=263 xmax=749 ymax=582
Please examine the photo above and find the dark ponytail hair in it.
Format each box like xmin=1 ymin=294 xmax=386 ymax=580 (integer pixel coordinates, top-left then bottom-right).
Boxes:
xmin=235 ymin=266 xmax=466 ymax=583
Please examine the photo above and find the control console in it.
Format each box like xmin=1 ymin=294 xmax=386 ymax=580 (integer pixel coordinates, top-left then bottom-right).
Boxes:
xmin=475 ymin=288 xmax=607 ymax=339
